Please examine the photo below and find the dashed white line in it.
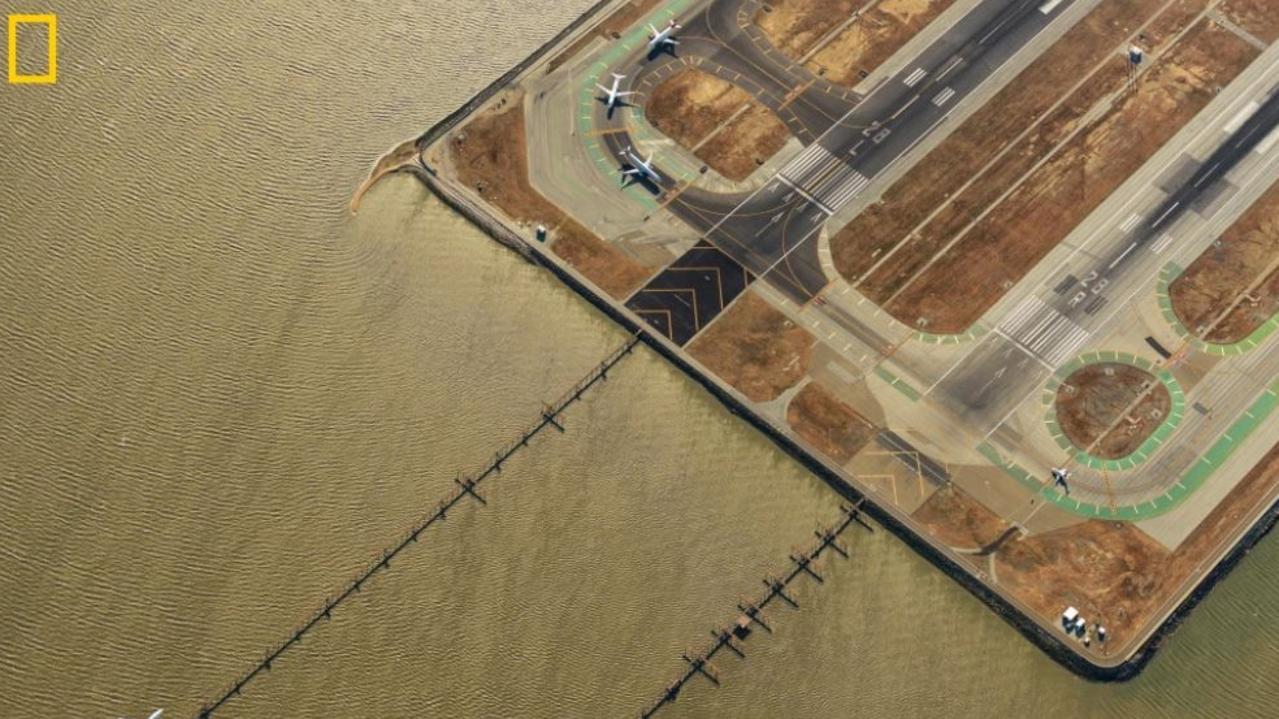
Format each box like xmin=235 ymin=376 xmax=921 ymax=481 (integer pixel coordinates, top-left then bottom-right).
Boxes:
xmin=1151 ymin=200 xmax=1181 ymax=229
xmin=1109 ymin=241 xmax=1137 ymax=270
xmin=936 ymin=56 xmax=962 ymax=81
xmin=890 ymin=94 xmax=920 ymax=120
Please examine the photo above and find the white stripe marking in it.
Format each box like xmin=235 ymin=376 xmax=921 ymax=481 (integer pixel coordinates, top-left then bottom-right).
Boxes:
xmin=1257 ymin=126 xmax=1279 ymax=154
xmin=778 ymin=175 xmax=834 ymax=215
xmin=933 ymin=87 xmax=956 ymax=107
xmin=1224 ymin=101 xmax=1260 ymax=134
xmin=1109 ymin=242 xmax=1137 ymax=270
xmin=1119 ymin=213 xmax=1142 ymax=233
xmin=903 ymin=68 xmax=927 ymax=87
xmin=1039 ymin=0 xmax=1064 ymax=13
xmin=1151 ymin=200 xmax=1181 ymax=229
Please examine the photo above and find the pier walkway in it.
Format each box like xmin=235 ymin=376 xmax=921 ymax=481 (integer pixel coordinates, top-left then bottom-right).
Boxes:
xmin=197 ymin=333 xmax=642 ymax=718
xmin=640 ymin=503 xmax=873 ymax=717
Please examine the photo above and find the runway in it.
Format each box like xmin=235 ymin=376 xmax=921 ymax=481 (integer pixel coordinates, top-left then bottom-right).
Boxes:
xmin=933 ymin=63 xmax=1279 ymax=512
xmin=600 ymin=0 xmax=1078 ymax=342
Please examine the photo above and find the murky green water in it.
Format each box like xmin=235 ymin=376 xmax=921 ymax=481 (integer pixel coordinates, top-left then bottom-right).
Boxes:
xmin=2 ymin=1 xmax=1278 ymax=717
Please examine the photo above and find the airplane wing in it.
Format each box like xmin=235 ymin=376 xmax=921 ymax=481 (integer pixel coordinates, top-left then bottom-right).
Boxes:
xmin=668 ymin=38 xmax=679 ymax=45
xmin=649 ymin=23 xmax=659 ymax=36
xmin=596 ymin=84 xmax=612 ymax=95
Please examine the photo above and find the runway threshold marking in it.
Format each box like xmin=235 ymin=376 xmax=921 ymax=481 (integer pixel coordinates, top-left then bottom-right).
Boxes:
xmin=778 ymin=175 xmax=834 ymax=215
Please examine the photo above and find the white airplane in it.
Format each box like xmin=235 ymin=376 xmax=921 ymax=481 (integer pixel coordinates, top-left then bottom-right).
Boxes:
xmin=647 ymin=19 xmax=681 ymax=52
xmin=619 ymin=147 xmax=662 ymax=185
xmin=596 ymin=73 xmax=637 ymax=111
xmin=119 ymin=711 xmax=163 ymax=719
xmin=1050 ymin=467 xmax=1071 ymax=494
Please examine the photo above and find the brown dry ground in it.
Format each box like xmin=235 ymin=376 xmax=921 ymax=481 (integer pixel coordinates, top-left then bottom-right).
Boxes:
xmin=1170 ymin=177 xmax=1279 ymax=344
xmin=688 ymin=291 xmax=816 ymax=402
xmin=1142 ymin=0 xmax=1213 ymax=47
xmin=1219 ymin=0 xmax=1279 ymax=43
xmin=548 ymin=0 xmax=664 ymax=73
xmin=755 ymin=0 xmax=870 ymax=59
xmin=912 ymin=484 xmax=1009 ymax=551
xmin=884 ymin=18 xmax=1258 ymax=333
xmin=786 ymin=381 xmax=877 ymax=463
xmin=646 ymin=67 xmax=791 ymax=181
xmin=450 ymin=97 xmax=652 ymax=299
xmin=1055 ymin=363 xmax=1171 ymax=460
xmin=807 ymin=0 xmax=956 ymax=86
xmin=831 ymin=0 xmax=1174 ymax=289
xmin=996 ymin=520 xmax=1169 ymax=648
xmin=997 ymin=436 xmax=1279 ymax=651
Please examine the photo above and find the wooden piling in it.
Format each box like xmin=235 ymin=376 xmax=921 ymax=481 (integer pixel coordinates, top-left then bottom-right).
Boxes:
xmin=639 ymin=502 xmax=871 ymax=718
xmin=196 ymin=334 xmax=641 ymax=718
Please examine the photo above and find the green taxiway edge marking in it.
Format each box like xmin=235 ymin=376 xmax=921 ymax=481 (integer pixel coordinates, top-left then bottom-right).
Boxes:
xmin=982 ymin=378 xmax=1279 ymax=520
xmin=569 ymin=0 xmax=704 ymax=215
xmin=1156 ymin=262 xmax=1279 ymax=355
xmin=874 ymin=366 xmax=921 ymax=402
xmin=1041 ymin=351 xmax=1185 ymax=472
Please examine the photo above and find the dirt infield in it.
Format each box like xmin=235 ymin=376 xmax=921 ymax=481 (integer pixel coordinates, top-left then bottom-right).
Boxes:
xmin=912 ymin=484 xmax=1009 ymax=552
xmin=1219 ymin=0 xmax=1279 ymax=43
xmin=688 ymin=291 xmax=815 ymax=402
xmin=1170 ymin=177 xmax=1279 ymax=344
xmin=755 ymin=0 xmax=869 ymax=59
xmin=450 ymin=96 xmax=653 ymax=299
xmin=786 ymin=381 xmax=877 ymax=462
xmin=1056 ymin=364 xmax=1171 ymax=460
xmin=807 ymin=0 xmax=956 ymax=86
xmin=646 ymin=67 xmax=791 ymax=181
xmin=885 ymin=18 xmax=1258 ymax=333
xmin=998 ymin=434 xmax=1279 ymax=652
xmin=997 ymin=520 xmax=1169 ymax=650
xmin=551 ymin=232 xmax=658 ymax=299
xmin=831 ymin=0 xmax=1172 ymax=287
xmin=1143 ymin=0 xmax=1213 ymax=48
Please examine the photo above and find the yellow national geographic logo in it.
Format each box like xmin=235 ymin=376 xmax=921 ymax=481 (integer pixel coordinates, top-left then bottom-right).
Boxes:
xmin=8 ymin=14 xmax=58 ymax=85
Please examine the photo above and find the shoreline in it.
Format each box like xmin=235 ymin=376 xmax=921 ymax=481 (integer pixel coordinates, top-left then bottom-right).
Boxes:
xmin=373 ymin=0 xmax=1279 ymax=682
